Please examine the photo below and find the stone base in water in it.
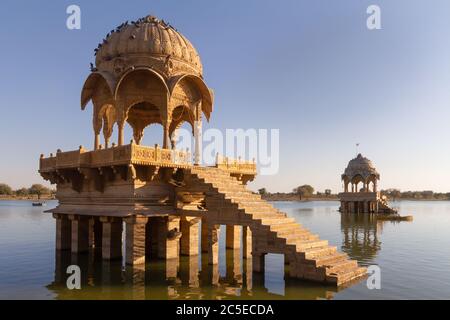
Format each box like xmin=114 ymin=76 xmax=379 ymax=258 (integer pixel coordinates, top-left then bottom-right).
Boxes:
xmin=376 ymin=214 xmax=413 ymax=222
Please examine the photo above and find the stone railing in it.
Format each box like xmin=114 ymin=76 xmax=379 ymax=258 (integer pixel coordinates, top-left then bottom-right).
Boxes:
xmin=39 ymin=143 xmax=192 ymax=172
xmin=215 ymin=154 xmax=257 ymax=175
xmin=131 ymin=144 xmax=191 ymax=166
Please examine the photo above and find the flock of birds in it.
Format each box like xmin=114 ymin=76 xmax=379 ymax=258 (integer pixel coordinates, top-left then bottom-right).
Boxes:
xmin=90 ymin=16 xmax=175 ymax=72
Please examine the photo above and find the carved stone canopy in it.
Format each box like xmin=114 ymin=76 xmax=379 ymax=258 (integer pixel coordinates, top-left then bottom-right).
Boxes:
xmin=80 ymin=14 xmax=214 ymax=150
xmin=341 ymin=153 xmax=380 ymax=181
xmin=95 ymin=14 xmax=203 ymax=78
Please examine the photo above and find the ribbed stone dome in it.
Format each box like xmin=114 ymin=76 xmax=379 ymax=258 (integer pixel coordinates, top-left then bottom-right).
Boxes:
xmin=342 ymin=154 xmax=380 ymax=180
xmin=94 ymin=15 xmax=203 ymax=77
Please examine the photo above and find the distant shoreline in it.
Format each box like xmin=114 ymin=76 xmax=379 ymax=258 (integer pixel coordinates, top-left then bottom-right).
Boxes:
xmin=0 ymin=195 xmax=55 ymax=201
xmin=262 ymin=194 xmax=339 ymax=202
xmin=261 ymin=194 xmax=449 ymax=202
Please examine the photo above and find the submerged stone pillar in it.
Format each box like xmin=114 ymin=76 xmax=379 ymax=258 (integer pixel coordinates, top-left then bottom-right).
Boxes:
xmin=88 ymin=218 xmax=95 ymax=248
xmin=180 ymin=217 xmax=200 ymax=256
xmin=226 ymin=247 xmax=242 ymax=284
xmin=180 ymin=255 xmax=200 ymax=288
xmin=252 ymin=252 xmax=266 ymax=273
xmin=125 ymin=264 xmax=146 ymax=300
xmin=157 ymin=216 xmax=181 ymax=260
xmin=125 ymin=216 xmax=148 ymax=265
xmin=69 ymin=214 xmax=90 ymax=253
xmin=93 ymin=217 xmax=102 ymax=249
xmin=243 ymin=226 xmax=252 ymax=259
xmin=207 ymin=224 xmax=221 ymax=265
xmin=226 ymin=225 xmax=241 ymax=250
xmin=201 ymin=218 xmax=209 ymax=253
xmin=100 ymin=216 xmax=123 ymax=260
xmin=53 ymin=213 xmax=71 ymax=250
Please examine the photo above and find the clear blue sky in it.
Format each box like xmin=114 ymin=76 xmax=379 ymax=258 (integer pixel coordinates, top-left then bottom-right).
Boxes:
xmin=1 ymin=0 xmax=450 ymax=193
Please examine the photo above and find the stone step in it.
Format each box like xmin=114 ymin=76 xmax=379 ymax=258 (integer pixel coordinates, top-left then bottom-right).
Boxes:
xmin=243 ymin=208 xmax=283 ymax=217
xmin=228 ymin=195 xmax=266 ymax=202
xmin=301 ymin=246 xmax=337 ymax=259
xmin=290 ymin=233 xmax=320 ymax=242
xmin=295 ymin=240 xmax=329 ymax=251
xmin=233 ymin=200 xmax=271 ymax=208
xmin=324 ymin=259 xmax=358 ymax=274
xmin=325 ymin=267 xmax=367 ymax=286
xmin=306 ymin=252 xmax=348 ymax=267
xmin=257 ymin=217 xmax=298 ymax=225
xmin=270 ymin=224 xmax=304 ymax=234
xmin=269 ymin=221 xmax=302 ymax=230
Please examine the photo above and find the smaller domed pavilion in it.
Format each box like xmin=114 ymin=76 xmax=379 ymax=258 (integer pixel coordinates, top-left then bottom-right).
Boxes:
xmin=339 ymin=154 xmax=395 ymax=214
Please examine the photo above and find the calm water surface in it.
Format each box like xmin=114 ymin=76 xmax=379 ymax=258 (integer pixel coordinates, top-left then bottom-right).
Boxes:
xmin=0 ymin=200 xmax=449 ymax=299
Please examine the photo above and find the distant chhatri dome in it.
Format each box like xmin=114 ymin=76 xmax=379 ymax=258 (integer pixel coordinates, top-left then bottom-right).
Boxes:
xmin=94 ymin=14 xmax=203 ymax=78
xmin=342 ymin=153 xmax=380 ymax=180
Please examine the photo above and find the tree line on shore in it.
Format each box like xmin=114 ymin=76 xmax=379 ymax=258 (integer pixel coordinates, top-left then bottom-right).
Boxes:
xmin=0 ymin=183 xmax=54 ymax=199
xmin=258 ymin=185 xmax=450 ymax=201
xmin=258 ymin=185 xmax=334 ymax=200
xmin=380 ymin=189 xmax=450 ymax=200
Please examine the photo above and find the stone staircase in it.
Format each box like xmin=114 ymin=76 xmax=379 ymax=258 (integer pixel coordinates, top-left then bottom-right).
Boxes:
xmin=187 ymin=167 xmax=367 ymax=287
xmin=378 ymin=199 xmax=397 ymax=214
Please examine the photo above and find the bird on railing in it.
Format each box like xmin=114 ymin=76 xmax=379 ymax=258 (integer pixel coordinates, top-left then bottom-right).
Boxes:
xmin=90 ymin=63 xmax=98 ymax=72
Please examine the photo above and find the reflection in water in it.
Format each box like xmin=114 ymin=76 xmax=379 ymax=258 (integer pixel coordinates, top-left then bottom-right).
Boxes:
xmin=340 ymin=213 xmax=383 ymax=265
xmin=46 ymin=248 xmax=338 ymax=300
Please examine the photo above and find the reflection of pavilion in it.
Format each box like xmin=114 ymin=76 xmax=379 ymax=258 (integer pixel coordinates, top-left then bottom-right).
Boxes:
xmin=340 ymin=213 xmax=384 ymax=264
xmin=46 ymin=248 xmax=338 ymax=300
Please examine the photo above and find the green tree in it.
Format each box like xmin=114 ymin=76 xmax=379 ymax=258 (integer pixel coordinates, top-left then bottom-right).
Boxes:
xmin=294 ymin=185 xmax=314 ymax=200
xmin=0 ymin=183 xmax=13 ymax=195
xmin=15 ymin=187 xmax=29 ymax=196
xmin=258 ymin=188 xmax=267 ymax=196
xmin=28 ymin=184 xmax=51 ymax=199
xmin=383 ymin=188 xmax=401 ymax=201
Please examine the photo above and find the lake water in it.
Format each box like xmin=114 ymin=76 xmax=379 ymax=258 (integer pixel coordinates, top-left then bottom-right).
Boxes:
xmin=0 ymin=200 xmax=449 ymax=300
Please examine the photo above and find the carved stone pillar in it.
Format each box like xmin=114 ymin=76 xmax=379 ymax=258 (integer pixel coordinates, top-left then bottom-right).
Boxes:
xmin=226 ymin=225 xmax=241 ymax=250
xmin=53 ymin=213 xmax=71 ymax=251
xmin=132 ymin=125 xmax=144 ymax=145
xmin=69 ymin=214 xmax=90 ymax=253
xmin=207 ymin=224 xmax=220 ymax=265
xmin=117 ymin=119 xmax=125 ymax=146
xmin=94 ymin=133 xmax=100 ymax=150
xmin=125 ymin=216 xmax=148 ymax=265
xmin=163 ymin=124 xmax=170 ymax=149
xmin=194 ymin=118 xmax=202 ymax=165
xmin=170 ymin=129 xmax=179 ymax=150
xmin=100 ymin=216 xmax=123 ymax=260
xmin=180 ymin=217 xmax=200 ymax=256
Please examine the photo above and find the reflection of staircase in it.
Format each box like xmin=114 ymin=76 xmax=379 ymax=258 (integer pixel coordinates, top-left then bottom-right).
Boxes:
xmin=188 ymin=167 xmax=366 ymax=286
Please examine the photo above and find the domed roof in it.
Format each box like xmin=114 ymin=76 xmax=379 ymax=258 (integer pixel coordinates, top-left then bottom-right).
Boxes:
xmin=342 ymin=154 xmax=380 ymax=180
xmin=94 ymin=15 xmax=203 ymax=77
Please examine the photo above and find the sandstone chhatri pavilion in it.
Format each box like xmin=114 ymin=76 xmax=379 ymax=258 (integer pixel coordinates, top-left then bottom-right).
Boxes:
xmin=39 ymin=14 xmax=366 ymax=287
xmin=339 ymin=154 xmax=396 ymax=214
